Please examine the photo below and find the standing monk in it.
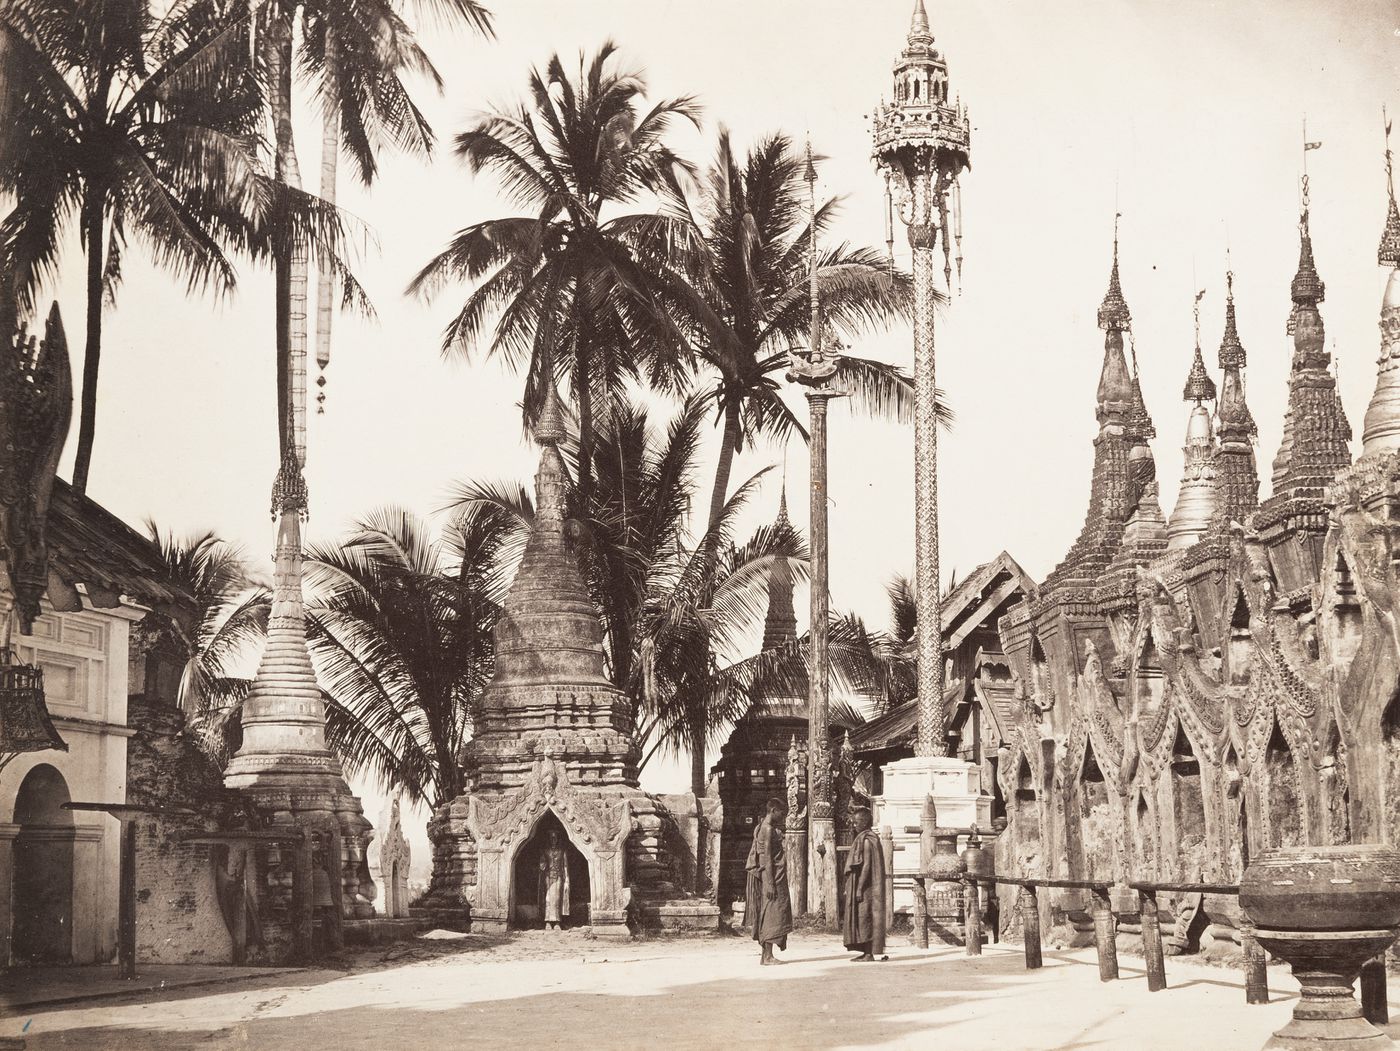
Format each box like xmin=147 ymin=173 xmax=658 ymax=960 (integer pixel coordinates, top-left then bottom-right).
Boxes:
xmin=842 ymin=807 xmax=887 ymax=961
xmin=746 ymin=798 xmax=793 ymax=965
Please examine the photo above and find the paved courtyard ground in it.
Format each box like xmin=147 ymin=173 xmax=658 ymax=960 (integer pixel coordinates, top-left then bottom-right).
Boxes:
xmin=4 ymin=929 xmax=1398 ymax=1050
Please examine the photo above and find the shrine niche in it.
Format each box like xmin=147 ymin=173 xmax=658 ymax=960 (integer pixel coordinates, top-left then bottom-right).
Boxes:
xmin=512 ymin=811 xmax=589 ymax=929
xmin=11 ymin=763 xmax=74 ymax=964
xmin=1168 ymin=726 xmax=1207 ymax=881
xmin=421 ymin=388 xmax=719 ymax=937
xmin=1264 ymin=722 xmax=1304 ymax=849
xmin=1076 ymin=742 xmax=1114 ymax=882
xmin=1133 ymin=790 xmax=1156 ymax=875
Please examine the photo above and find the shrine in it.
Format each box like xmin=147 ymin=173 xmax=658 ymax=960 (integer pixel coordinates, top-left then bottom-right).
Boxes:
xmin=420 ymin=386 xmax=719 ymax=936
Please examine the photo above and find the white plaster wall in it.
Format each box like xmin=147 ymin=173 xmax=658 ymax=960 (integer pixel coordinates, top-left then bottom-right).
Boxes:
xmin=0 ymin=595 xmax=144 ymax=965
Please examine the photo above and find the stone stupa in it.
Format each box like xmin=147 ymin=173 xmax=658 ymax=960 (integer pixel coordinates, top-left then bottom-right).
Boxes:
xmin=422 ymin=387 xmax=719 ymax=937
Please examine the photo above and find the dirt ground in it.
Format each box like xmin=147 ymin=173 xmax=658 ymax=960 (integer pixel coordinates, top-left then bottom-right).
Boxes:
xmin=5 ymin=928 xmax=1395 ymax=1050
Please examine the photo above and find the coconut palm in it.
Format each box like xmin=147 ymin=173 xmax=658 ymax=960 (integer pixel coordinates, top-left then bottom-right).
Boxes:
xmin=141 ymin=524 xmax=269 ymax=764
xmin=452 ymin=391 xmax=886 ymax=793
xmin=303 ymin=503 xmax=513 ymax=813
xmin=258 ymin=0 xmax=491 ymax=463
xmin=659 ymin=130 xmax=954 ymax=535
xmin=0 ymin=0 xmax=268 ymax=495
xmin=407 ymin=42 xmax=698 ymax=501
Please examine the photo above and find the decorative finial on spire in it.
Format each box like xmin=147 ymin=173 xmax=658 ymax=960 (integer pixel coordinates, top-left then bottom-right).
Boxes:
xmin=536 ymin=379 xmax=567 ymax=445
xmin=806 ymin=137 xmax=822 ymax=359
xmin=1290 ymin=138 xmax=1325 ymax=325
xmin=775 ymin=479 xmax=791 ymax=531
xmin=1098 ymin=215 xmax=1131 ymax=332
xmin=909 ymin=0 xmax=932 ymax=43
xmin=1219 ymin=267 xmax=1246 ymax=371
xmin=1184 ymin=289 xmax=1217 ymax=403
xmin=1380 ymin=106 xmax=1400 ymax=268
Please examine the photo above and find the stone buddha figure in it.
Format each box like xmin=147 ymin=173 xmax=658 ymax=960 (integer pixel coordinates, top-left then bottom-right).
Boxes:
xmin=539 ymin=829 xmax=570 ymax=931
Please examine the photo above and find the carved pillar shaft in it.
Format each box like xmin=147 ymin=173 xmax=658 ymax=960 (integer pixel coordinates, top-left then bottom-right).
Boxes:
xmin=909 ymin=160 xmax=944 ymax=757
xmin=807 ymin=389 xmax=833 ymax=814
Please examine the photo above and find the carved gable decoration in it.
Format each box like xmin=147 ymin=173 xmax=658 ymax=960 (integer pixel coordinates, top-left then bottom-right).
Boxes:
xmin=468 ymin=755 xmax=634 ymax=858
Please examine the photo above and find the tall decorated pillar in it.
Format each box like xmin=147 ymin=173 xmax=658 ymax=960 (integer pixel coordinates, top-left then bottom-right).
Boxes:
xmin=869 ymin=0 xmax=987 ymax=940
xmin=1167 ymin=301 xmax=1219 ymax=549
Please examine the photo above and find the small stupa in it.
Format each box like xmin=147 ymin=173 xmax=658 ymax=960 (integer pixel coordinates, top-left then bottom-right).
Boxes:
xmin=423 ymin=387 xmax=718 ymax=936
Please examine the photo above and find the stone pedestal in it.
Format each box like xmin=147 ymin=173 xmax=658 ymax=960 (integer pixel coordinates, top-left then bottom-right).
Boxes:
xmin=1253 ymin=928 xmax=1398 ymax=1050
xmin=873 ymin=756 xmax=990 ymax=917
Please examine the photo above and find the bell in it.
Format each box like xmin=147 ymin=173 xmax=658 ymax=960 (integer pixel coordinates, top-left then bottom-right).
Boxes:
xmin=0 ymin=647 xmax=66 ymax=757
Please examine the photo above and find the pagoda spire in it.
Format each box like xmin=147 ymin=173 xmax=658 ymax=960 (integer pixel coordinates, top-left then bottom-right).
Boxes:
xmin=909 ymin=0 xmax=932 ymax=44
xmin=225 ymin=455 xmax=343 ymax=788
xmin=1362 ymin=111 xmax=1400 ymax=458
xmin=1168 ymin=291 xmax=1218 ymax=549
xmin=1212 ymin=266 xmax=1260 ymax=529
xmin=1096 ymin=221 xmax=1134 ymax=435
xmin=1267 ymin=169 xmax=1351 ymax=503
xmin=762 ymin=486 xmax=799 ymax=651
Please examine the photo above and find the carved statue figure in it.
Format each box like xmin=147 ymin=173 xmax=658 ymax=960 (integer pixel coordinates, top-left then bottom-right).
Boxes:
xmin=538 ymin=829 xmax=570 ymax=930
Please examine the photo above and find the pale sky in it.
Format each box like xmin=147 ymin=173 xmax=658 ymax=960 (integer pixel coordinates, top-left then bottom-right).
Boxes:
xmin=27 ymin=0 xmax=1400 ymax=869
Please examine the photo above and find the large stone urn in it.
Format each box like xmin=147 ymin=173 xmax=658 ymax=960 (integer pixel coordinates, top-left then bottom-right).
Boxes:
xmin=1240 ymin=845 xmax=1400 ymax=1050
xmin=925 ymin=826 xmax=967 ymax=945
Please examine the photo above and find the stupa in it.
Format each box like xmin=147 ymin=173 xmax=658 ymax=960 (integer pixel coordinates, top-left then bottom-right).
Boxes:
xmin=422 ymin=387 xmax=719 ymax=937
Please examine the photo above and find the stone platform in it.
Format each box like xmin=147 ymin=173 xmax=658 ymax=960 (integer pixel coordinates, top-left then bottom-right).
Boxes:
xmin=342 ymin=918 xmax=431 ymax=947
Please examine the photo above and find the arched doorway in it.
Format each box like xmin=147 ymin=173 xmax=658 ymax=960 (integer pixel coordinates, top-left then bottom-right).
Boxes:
xmin=511 ymin=812 xmax=590 ymax=929
xmin=12 ymin=764 xmax=75 ymax=964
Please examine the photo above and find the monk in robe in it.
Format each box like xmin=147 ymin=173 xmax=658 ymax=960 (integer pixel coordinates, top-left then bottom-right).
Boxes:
xmin=746 ymin=797 xmax=793 ymax=965
xmin=842 ymin=807 xmax=888 ymax=961
xmin=538 ymin=829 xmax=571 ymax=930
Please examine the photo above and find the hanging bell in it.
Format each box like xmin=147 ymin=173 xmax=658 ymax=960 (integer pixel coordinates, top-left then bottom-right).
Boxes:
xmin=0 ymin=647 xmax=66 ymax=756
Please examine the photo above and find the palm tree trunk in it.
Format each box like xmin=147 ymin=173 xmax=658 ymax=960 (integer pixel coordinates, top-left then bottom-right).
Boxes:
xmin=71 ymin=194 xmax=104 ymax=497
xmin=574 ymin=332 xmax=594 ymax=507
xmin=687 ymin=400 xmax=742 ymax=797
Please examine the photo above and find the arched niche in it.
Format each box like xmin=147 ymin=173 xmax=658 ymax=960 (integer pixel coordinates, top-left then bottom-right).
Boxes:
xmin=1223 ymin=746 xmax=1248 ymax=881
xmin=511 ymin=811 xmax=590 ymax=929
xmin=1227 ymin=590 xmax=1253 ymax=686
xmin=12 ymin=764 xmax=75 ymax=965
xmin=1381 ymin=691 xmax=1400 ymax=848
xmin=1321 ymin=722 xmax=1350 ymax=845
xmin=1077 ymin=741 xmax=1113 ymax=882
xmin=1264 ymin=721 xmax=1304 ymax=849
xmin=1169 ymin=726 xmax=1208 ymax=881
xmin=1328 ymin=549 xmax=1363 ymax=671
xmin=1138 ymin=632 xmax=1165 ymax=714
xmin=1134 ymin=790 xmax=1156 ymax=876
xmin=1013 ymin=756 xmax=1041 ymax=875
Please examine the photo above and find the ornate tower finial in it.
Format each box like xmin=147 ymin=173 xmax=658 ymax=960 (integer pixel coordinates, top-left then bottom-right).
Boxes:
xmin=1361 ymin=110 xmax=1400 ymax=458
xmin=1380 ymin=107 xmax=1400 ymax=268
xmin=1098 ymin=214 xmax=1131 ymax=332
xmin=909 ymin=0 xmax=932 ymax=43
xmin=1169 ymin=289 xmax=1218 ymax=549
xmin=1212 ymin=263 xmax=1259 ymax=530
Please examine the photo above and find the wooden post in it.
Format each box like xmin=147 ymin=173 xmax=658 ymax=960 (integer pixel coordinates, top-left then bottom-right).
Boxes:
xmin=1090 ymin=886 xmax=1118 ymax=982
xmin=228 ymin=845 xmax=248 ymax=967
xmin=912 ymin=876 xmax=929 ymax=949
xmin=326 ymin=827 xmax=345 ymax=951
xmin=118 ymin=816 xmax=138 ymax=980
xmin=1361 ymin=952 xmax=1388 ymax=1025
xmin=1242 ymin=928 xmax=1269 ymax=1005
xmin=1139 ymin=888 xmax=1166 ymax=992
xmin=1019 ymin=884 xmax=1042 ymax=970
xmin=963 ymin=879 xmax=982 ymax=956
xmin=292 ymin=834 xmax=314 ymax=962
xmin=880 ymin=826 xmax=895 ymax=933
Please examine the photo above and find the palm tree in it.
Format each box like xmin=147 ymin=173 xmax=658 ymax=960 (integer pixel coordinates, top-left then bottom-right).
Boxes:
xmin=303 ymin=504 xmax=512 ymax=815
xmin=142 ymin=524 xmax=269 ymax=764
xmin=407 ymin=42 xmax=698 ymax=501
xmin=257 ymin=0 xmax=491 ymax=464
xmin=0 ymin=0 xmax=269 ymax=495
xmin=660 ymin=131 xmax=953 ymax=537
xmin=453 ymin=391 xmax=880 ymax=794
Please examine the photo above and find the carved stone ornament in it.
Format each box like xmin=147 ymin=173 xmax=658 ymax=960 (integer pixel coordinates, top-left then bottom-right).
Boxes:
xmin=0 ymin=303 xmax=72 ymax=633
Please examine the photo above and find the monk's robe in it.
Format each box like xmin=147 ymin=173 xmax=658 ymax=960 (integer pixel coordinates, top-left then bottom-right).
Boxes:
xmin=745 ymin=816 xmax=793 ymax=947
xmin=842 ymin=827 xmax=887 ymax=955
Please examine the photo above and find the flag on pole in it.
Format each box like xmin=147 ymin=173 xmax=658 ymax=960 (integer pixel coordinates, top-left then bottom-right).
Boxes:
xmin=1305 ymin=141 xmax=1322 ymax=151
